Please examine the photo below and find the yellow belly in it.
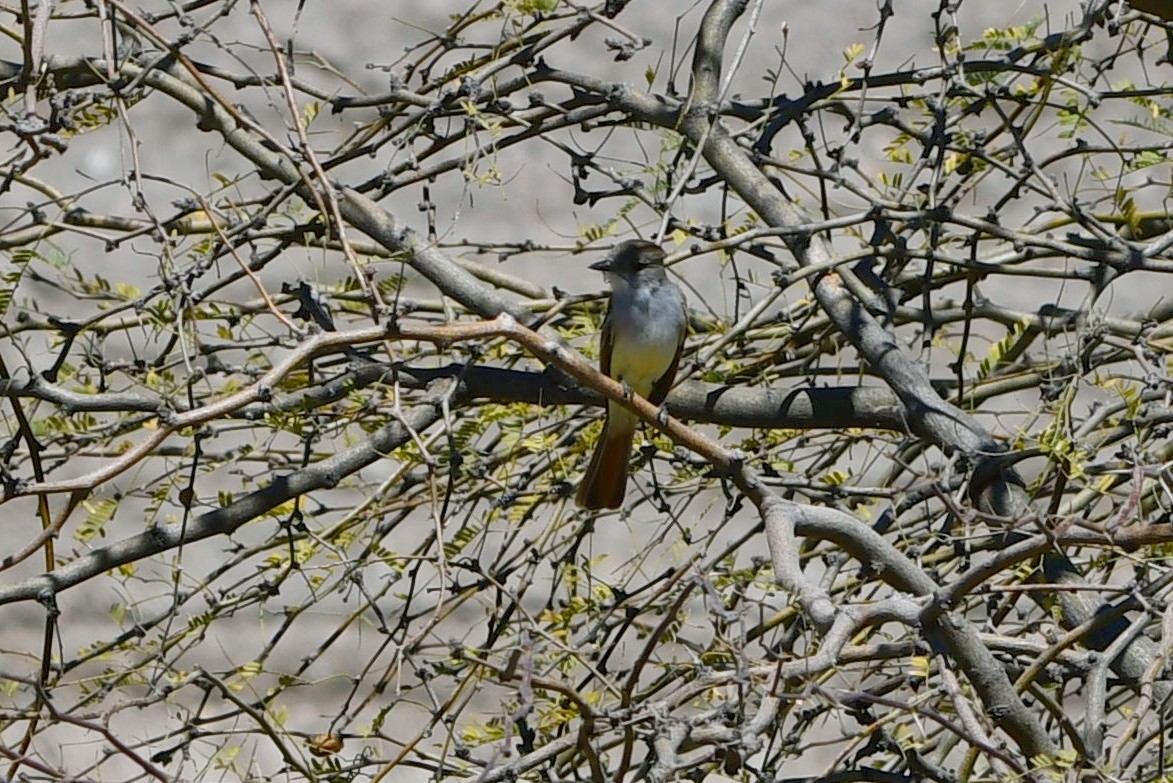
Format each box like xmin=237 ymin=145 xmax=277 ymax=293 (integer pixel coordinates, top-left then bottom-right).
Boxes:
xmin=609 ymin=331 xmax=678 ymax=398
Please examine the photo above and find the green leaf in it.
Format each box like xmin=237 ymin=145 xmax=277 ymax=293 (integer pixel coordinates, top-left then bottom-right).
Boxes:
xmin=0 ymin=250 xmax=32 ymax=316
xmin=77 ymin=497 xmax=119 ymax=543
xmin=976 ymin=316 xmax=1035 ymax=381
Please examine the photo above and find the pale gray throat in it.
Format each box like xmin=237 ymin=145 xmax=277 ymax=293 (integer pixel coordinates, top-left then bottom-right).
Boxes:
xmin=606 ymin=269 xmax=685 ymax=336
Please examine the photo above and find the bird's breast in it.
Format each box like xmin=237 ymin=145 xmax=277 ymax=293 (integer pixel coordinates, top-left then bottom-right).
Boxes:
xmin=607 ymin=289 xmax=684 ymax=396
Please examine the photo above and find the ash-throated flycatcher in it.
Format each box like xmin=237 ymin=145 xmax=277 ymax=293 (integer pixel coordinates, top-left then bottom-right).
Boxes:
xmin=576 ymin=240 xmax=687 ymax=510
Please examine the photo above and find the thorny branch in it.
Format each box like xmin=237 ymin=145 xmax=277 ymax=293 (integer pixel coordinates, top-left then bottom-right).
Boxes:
xmin=1 ymin=0 xmax=1172 ymax=781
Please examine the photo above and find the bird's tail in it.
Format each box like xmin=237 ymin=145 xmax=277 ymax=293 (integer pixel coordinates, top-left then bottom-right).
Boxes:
xmin=575 ymin=415 xmax=635 ymax=510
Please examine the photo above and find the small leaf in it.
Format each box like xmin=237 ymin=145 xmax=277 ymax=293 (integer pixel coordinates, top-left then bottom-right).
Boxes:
xmin=77 ymin=497 xmax=119 ymax=543
xmin=302 ymin=100 xmax=320 ymax=127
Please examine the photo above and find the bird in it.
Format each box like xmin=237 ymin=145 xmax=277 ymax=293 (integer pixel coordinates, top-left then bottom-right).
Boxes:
xmin=576 ymin=240 xmax=687 ymax=510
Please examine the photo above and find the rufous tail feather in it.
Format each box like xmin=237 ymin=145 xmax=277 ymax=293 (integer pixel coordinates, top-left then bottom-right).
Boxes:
xmin=575 ymin=420 xmax=634 ymax=510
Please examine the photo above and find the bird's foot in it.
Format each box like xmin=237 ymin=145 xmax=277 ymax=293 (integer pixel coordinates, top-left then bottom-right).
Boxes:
xmin=655 ymin=404 xmax=671 ymax=427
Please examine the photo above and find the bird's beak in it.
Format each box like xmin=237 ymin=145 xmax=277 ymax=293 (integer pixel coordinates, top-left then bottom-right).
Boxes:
xmin=589 ymin=258 xmax=613 ymax=272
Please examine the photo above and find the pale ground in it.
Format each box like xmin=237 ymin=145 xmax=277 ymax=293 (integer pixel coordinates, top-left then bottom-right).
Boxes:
xmin=2 ymin=1 xmax=1144 ymax=781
